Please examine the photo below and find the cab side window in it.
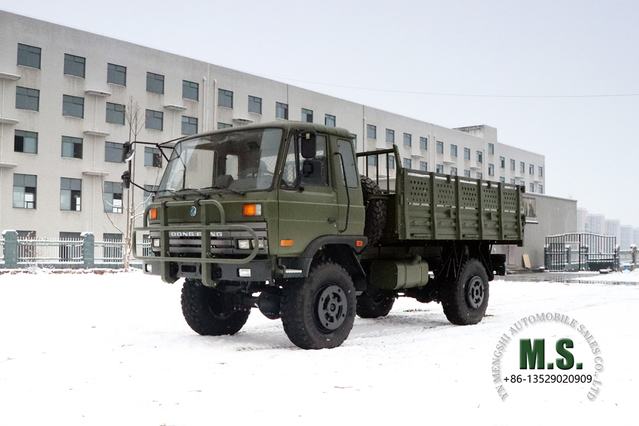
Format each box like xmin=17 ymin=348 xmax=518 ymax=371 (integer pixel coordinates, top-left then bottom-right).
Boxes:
xmin=282 ymin=135 xmax=327 ymax=187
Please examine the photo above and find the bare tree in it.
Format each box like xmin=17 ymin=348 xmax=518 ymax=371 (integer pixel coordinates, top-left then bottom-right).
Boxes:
xmin=122 ymin=97 xmax=145 ymax=270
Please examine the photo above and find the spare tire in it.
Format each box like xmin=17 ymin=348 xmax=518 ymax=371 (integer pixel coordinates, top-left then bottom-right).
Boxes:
xmin=360 ymin=175 xmax=387 ymax=246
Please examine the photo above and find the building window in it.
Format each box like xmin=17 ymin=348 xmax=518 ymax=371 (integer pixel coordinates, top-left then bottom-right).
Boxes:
xmin=386 ymin=129 xmax=395 ymax=144
xmin=387 ymin=155 xmax=395 ymax=169
xmin=181 ymin=116 xmax=198 ymax=135
xmin=510 ymin=159 xmax=515 ymax=170
xmin=17 ymin=43 xmax=41 ymax=69
xmin=301 ymin=108 xmax=313 ymax=123
xmin=105 ymin=142 xmax=124 ymax=163
xmin=488 ymin=164 xmax=495 ymax=176
xmin=16 ymin=86 xmax=39 ymax=111
xmin=325 ymin=114 xmax=336 ymax=127
xmin=529 ymin=164 xmax=534 ymax=175
xmin=539 ymin=184 xmax=544 ymax=194
xmin=106 ymin=102 xmax=125 ymax=125
xmin=420 ymin=137 xmax=428 ymax=150
xmin=218 ymin=122 xmax=232 ymax=129
xmin=477 ymin=151 xmax=483 ymax=163
xmin=218 ymin=89 xmax=233 ymax=108
xmin=64 ymin=54 xmax=85 ymax=78
xmin=103 ymin=181 xmax=123 ymax=213
xmin=14 ymin=130 xmax=38 ymax=153
xmin=107 ymin=63 xmax=126 ymax=86
xmin=420 ymin=161 xmax=428 ymax=171
xmin=521 ymin=180 xmax=525 ymax=188
xmin=183 ymin=80 xmax=199 ymax=101
xmin=451 ymin=144 xmax=458 ymax=157
xmin=13 ymin=173 xmax=37 ymax=209
xmin=62 ymin=95 xmax=84 ymax=118
xmin=60 ymin=177 xmax=82 ymax=211
xmin=145 ymin=147 xmax=162 ymax=167
xmin=146 ymin=72 xmax=164 ymax=94
xmin=436 ymin=164 xmax=444 ymax=173
xmin=367 ymin=155 xmax=377 ymax=167
xmin=499 ymin=177 xmax=505 ymax=183
xmin=436 ymin=141 xmax=444 ymax=154
xmin=500 ymin=156 xmax=505 ymax=168
xmin=403 ymin=133 xmax=412 ymax=147
xmin=61 ymin=136 xmax=83 ymax=159
xmin=488 ymin=143 xmax=494 ymax=155
xmin=464 ymin=148 xmax=471 ymax=160
xmin=403 ymin=158 xmax=412 ymax=169
xmin=510 ymin=178 xmax=516 ymax=184
xmin=367 ymin=124 xmax=377 ymax=139
xmin=248 ymin=95 xmax=262 ymax=114
xmin=276 ymin=102 xmax=288 ymax=119
xmin=464 ymin=170 xmax=471 ymax=177
xmin=539 ymin=166 xmax=544 ymax=177
xmin=477 ymin=172 xmax=483 ymax=179
xmin=520 ymin=161 xmax=525 ymax=173
xmin=145 ymin=109 xmax=163 ymax=130
xmin=451 ymin=167 xmax=458 ymax=176
xmin=530 ymin=183 xmax=535 ymax=193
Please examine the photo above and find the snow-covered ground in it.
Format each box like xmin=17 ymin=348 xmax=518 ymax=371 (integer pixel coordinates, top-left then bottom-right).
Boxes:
xmin=1 ymin=269 xmax=636 ymax=426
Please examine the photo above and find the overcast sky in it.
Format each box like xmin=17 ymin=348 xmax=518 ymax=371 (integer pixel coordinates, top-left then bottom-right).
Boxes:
xmin=2 ymin=0 xmax=638 ymax=226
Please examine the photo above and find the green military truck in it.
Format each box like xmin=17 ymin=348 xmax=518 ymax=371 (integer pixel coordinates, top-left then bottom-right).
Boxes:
xmin=126 ymin=122 xmax=524 ymax=349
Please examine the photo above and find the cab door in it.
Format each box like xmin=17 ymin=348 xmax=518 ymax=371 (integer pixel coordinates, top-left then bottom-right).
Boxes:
xmin=278 ymin=134 xmax=338 ymax=254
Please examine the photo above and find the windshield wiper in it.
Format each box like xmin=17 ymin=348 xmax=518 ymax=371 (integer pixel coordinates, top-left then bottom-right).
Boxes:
xmin=177 ymin=188 xmax=211 ymax=198
xmin=156 ymin=189 xmax=186 ymax=200
xmin=201 ymin=185 xmax=245 ymax=196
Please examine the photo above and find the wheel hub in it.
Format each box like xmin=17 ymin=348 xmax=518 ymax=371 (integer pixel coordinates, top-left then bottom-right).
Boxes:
xmin=466 ymin=276 xmax=485 ymax=309
xmin=316 ymin=284 xmax=347 ymax=331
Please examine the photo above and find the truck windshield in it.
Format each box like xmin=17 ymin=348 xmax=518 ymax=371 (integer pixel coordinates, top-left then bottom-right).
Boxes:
xmin=157 ymin=128 xmax=283 ymax=195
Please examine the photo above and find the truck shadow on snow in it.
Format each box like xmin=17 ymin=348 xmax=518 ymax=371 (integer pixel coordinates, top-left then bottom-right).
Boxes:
xmin=195 ymin=310 xmax=455 ymax=351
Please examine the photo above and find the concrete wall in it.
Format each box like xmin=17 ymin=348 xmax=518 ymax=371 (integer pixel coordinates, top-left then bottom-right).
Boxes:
xmin=495 ymin=193 xmax=577 ymax=269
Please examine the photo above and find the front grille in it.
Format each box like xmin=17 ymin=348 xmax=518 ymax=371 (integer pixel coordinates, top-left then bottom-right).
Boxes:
xmin=150 ymin=222 xmax=268 ymax=258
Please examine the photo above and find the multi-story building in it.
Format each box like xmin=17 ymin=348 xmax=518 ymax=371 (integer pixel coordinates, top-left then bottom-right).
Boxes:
xmin=620 ymin=225 xmax=635 ymax=249
xmin=0 ymin=10 xmax=545 ymax=241
xmin=587 ymin=214 xmax=606 ymax=235
xmin=577 ymin=207 xmax=589 ymax=232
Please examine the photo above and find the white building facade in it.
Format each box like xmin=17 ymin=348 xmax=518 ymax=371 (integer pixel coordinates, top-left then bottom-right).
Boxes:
xmin=0 ymin=10 xmax=545 ymax=241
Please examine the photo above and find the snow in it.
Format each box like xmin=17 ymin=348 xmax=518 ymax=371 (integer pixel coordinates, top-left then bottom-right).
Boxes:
xmin=1 ymin=270 xmax=637 ymax=425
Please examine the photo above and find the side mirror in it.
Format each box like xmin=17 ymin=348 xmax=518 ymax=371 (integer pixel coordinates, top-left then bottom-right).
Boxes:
xmin=122 ymin=141 xmax=135 ymax=163
xmin=300 ymin=131 xmax=317 ymax=159
xmin=122 ymin=170 xmax=131 ymax=189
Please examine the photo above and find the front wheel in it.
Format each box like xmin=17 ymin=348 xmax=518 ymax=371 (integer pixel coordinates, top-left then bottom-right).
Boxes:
xmin=441 ymin=259 xmax=489 ymax=325
xmin=181 ymin=279 xmax=250 ymax=336
xmin=281 ymin=262 xmax=356 ymax=349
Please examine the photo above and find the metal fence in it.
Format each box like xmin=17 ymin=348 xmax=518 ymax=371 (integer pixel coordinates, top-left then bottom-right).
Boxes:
xmin=0 ymin=230 xmax=140 ymax=269
xmin=17 ymin=238 xmax=84 ymax=264
xmin=545 ymin=232 xmax=618 ymax=272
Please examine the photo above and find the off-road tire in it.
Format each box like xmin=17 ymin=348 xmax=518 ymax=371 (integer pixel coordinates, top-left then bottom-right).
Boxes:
xmin=281 ymin=262 xmax=356 ymax=349
xmin=356 ymin=290 xmax=395 ymax=318
xmin=181 ymin=279 xmax=250 ymax=336
xmin=360 ymin=175 xmax=387 ymax=246
xmin=441 ymin=259 xmax=489 ymax=325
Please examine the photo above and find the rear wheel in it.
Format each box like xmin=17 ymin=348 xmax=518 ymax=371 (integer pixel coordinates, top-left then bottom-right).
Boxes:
xmin=281 ymin=262 xmax=356 ymax=349
xmin=356 ymin=290 xmax=395 ymax=318
xmin=181 ymin=279 xmax=250 ymax=335
xmin=441 ymin=259 xmax=489 ymax=325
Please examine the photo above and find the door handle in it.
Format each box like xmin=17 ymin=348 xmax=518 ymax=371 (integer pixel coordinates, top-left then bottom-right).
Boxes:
xmin=327 ymin=217 xmax=337 ymax=224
